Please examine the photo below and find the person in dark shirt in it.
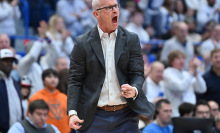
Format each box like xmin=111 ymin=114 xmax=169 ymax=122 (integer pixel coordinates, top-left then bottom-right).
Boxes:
xmin=197 ymin=49 xmax=220 ymax=105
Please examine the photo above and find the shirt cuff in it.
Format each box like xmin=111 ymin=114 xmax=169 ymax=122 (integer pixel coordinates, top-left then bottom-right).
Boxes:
xmin=132 ymin=87 xmax=138 ymax=100
xmin=69 ymin=110 xmax=77 ymax=117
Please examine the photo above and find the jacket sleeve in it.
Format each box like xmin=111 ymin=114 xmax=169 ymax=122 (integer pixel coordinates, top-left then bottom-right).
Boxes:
xmin=67 ymin=38 xmax=86 ymax=112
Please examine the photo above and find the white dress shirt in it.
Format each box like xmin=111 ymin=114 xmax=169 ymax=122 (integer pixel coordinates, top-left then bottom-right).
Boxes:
xmin=200 ymin=38 xmax=220 ymax=56
xmin=0 ymin=71 xmax=22 ymax=127
xmin=163 ymin=67 xmax=207 ymax=117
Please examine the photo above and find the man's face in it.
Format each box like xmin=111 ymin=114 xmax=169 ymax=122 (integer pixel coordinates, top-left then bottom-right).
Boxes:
xmin=93 ymin=0 xmax=119 ymax=33
xmin=209 ymin=101 xmax=219 ymax=118
xmin=157 ymin=103 xmax=172 ymax=125
xmin=151 ymin=65 xmax=164 ymax=84
xmin=195 ymin=105 xmax=211 ymax=118
xmin=171 ymin=55 xmax=185 ymax=70
xmin=0 ymin=58 xmax=14 ymax=77
xmin=43 ymin=74 xmax=59 ymax=89
xmin=176 ymin=24 xmax=188 ymax=43
xmin=0 ymin=35 xmax=10 ymax=49
xmin=55 ymin=58 xmax=68 ymax=73
xmin=212 ymin=52 xmax=220 ymax=69
xmin=21 ymin=86 xmax=31 ymax=98
xmin=212 ymin=25 xmax=220 ymax=40
xmin=133 ymin=12 xmax=143 ymax=27
xmin=28 ymin=109 xmax=48 ymax=128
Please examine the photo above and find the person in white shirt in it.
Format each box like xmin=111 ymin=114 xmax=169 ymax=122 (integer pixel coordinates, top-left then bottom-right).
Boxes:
xmin=163 ymin=50 xmax=207 ymax=117
xmin=200 ymin=24 xmax=220 ymax=71
xmin=126 ymin=10 xmax=149 ymax=45
xmin=142 ymin=61 xmax=165 ymax=103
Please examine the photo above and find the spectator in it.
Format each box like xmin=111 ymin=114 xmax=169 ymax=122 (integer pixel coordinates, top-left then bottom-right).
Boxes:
xmin=0 ymin=0 xmax=21 ymax=47
xmin=160 ymin=22 xmax=194 ymax=69
xmin=54 ymin=57 xmax=69 ymax=74
xmin=200 ymin=24 xmax=220 ymax=71
xmin=201 ymin=20 xmax=217 ymax=41
xmin=138 ymin=0 xmax=164 ymax=37
xmin=163 ymin=50 xmax=207 ymax=116
xmin=0 ymin=48 xmax=23 ymax=133
xmin=126 ymin=10 xmax=149 ymax=45
xmin=209 ymin=100 xmax=219 ymax=118
xmin=142 ymin=99 xmax=173 ymax=133
xmin=0 ymin=34 xmax=10 ymax=49
xmin=20 ymin=76 xmax=32 ymax=117
xmin=214 ymin=112 xmax=220 ymax=133
xmin=46 ymin=15 xmax=74 ymax=66
xmin=29 ymin=69 xmax=70 ymax=133
xmin=185 ymin=17 xmax=202 ymax=43
xmin=17 ymin=21 xmax=58 ymax=96
xmin=197 ymin=49 xmax=220 ymax=106
xmin=142 ymin=61 xmax=165 ymax=103
xmin=8 ymin=99 xmax=60 ymax=133
xmin=57 ymin=68 xmax=69 ymax=95
xmin=197 ymin=0 xmax=220 ymax=33
xmin=185 ymin=0 xmax=207 ymax=10
xmin=178 ymin=102 xmax=194 ymax=117
xmin=193 ymin=100 xmax=211 ymax=118
xmin=173 ymin=0 xmax=187 ymax=22
xmin=56 ymin=0 xmax=89 ymax=38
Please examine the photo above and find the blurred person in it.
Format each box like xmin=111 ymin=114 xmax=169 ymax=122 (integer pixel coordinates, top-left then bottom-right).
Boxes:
xmin=200 ymin=24 xmax=220 ymax=71
xmin=161 ymin=21 xmax=179 ymax=39
xmin=20 ymin=76 xmax=32 ymax=117
xmin=201 ymin=20 xmax=217 ymax=41
xmin=185 ymin=0 xmax=207 ymax=10
xmin=173 ymin=0 xmax=187 ymax=22
xmin=56 ymin=0 xmax=89 ymax=38
xmin=214 ymin=112 xmax=220 ymax=133
xmin=142 ymin=99 xmax=173 ymax=133
xmin=17 ymin=21 xmax=59 ymax=96
xmin=29 ymin=69 xmax=70 ymax=133
xmin=45 ymin=15 xmax=74 ymax=67
xmin=54 ymin=57 xmax=68 ymax=74
xmin=8 ymin=99 xmax=60 ymax=133
xmin=209 ymin=100 xmax=219 ymax=118
xmin=126 ymin=10 xmax=149 ymax=46
xmin=138 ymin=0 xmax=164 ymax=37
xmin=0 ymin=34 xmax=10 ymax=49
xmin=163 ymin=50 xmax=207 ymax=116
xmin=197 ymin=49 xmax=220 ymax=106
xmin=0 ymin=48 xmax=23 ymax=133
xmin=178 ymin=102 xmax=194 ymax=117
xmin=0 ymin=0 xmax=21 ymax=47
xmin=68 ymin=0 xmax=155 ymax=132
xmin=119 ymin=1 xmax=136 ymax=27
xmin=160 ymin=22 xmax=194 ymax=70
xmin=193 ymin=100 xmax=211 ymax=118
xmin=197 ymin=0 xmax=220 ymax=33
xmin=142 ymin=61 xmax=165 ymax=103
xmin=185 ymin=17 xmax=202 ymax=43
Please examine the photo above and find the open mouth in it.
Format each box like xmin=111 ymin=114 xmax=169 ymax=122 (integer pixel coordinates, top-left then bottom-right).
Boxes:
xmin=112 ymin=16 xmax=118 ymax=23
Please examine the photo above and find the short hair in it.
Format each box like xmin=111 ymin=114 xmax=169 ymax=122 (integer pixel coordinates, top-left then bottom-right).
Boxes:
xmin=178 ymin=102 xmax=194 ymax=117
xmin=211 ymin=49 xmax=220 ymax=57
xmin=168 ymin=50 xmax=186 ymax=66
xmin=42 ymin=68 xmax=58 ymax=81
xmin=193 ymin=100 xmax=211 ymax=116
xmin=92 ymin=0 xmax=100 ymax=10
xmin=154 ymin=99 xmax=171 ymax=118
xmin=28 ymin=99 xmax=49 ymax=114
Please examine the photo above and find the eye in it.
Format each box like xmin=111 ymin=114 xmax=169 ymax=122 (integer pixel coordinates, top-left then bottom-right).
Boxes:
xmin=106 ymin=6 xmax=112 ymax=11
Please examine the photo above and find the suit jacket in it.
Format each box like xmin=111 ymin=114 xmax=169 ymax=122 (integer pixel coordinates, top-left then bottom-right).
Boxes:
xmin=67 ymin=26 xmax=155 ymax=130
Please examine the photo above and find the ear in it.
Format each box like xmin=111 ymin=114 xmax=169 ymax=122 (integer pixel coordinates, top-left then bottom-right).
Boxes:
xmin=93 ymin=10 xmax=99 ymax=19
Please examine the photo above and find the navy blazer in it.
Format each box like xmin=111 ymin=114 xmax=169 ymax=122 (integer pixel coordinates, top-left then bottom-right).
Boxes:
xmin=0 ymin=77 xmax=23 ymax=133
xmin=67 ymin=26 xmax=155 ymax=130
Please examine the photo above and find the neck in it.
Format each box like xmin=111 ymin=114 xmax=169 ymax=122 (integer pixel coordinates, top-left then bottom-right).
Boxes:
xmin=213 ymin=66 xmax=220 ymax=76
xmin=99 ymin=24 xmax=115 ymax=34
xmin=150 ymin=76 xmax=159 ymax=85
xmin=155 ymin=118 xmax=167 ymax=127
xmin=45 ymin=86 xmax=56 ymax=93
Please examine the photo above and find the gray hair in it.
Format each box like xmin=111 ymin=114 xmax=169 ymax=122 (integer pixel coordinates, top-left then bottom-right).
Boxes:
xmin=92 ymin=0 xmax=100 ymax=10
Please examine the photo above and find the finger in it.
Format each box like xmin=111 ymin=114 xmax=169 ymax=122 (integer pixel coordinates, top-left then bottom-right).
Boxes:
xmin=78 ymin=119 xmax=84 ymax=123
xmin=121 ymin=84 xmax=129 ymax=88
xmin=73 ymin=124 xmax=82 ymax=130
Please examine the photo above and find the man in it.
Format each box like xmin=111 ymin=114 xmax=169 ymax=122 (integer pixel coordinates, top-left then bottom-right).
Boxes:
xmin=142 ymin=61 xmax=164 ymax=103
xmin=67 ymin=0 xmax=155 ymax=132
xmin=209 ymin=100 xmax=219 ymax=118
xmin=142 ymin=99 xmax=173 ymax=133
xmin=0 ymin=49 xmax=23 ymax=133
xmin=194 ymin=100 xmax=211 ymax=118
xmin=197 ymin=49 xmax=220 ymax=106
xmin=178 ymin=102 xmax=194 ymax=117
xmin=163 ymin=50 xmax=206 ymax=116
xmin=8 ymin=99 xmax=60 ymax=133
xmin=0 ymin=34 xmax=11 ymax=49
xmin=160 ymin=22 xmax=194 ymax=69
xmin=214 ymin=112 xmax=220 ymax=133
xmin=54 ymin=57 xmax=69 ymax=73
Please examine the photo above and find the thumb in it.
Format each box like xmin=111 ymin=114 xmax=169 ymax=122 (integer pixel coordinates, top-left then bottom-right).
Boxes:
xmin=77 ymin=118 xmax=84 ymax=123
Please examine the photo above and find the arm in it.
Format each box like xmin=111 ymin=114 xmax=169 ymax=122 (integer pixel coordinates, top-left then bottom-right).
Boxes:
xmin=13 ymin=5 xmax=21 ymax=19
xmin=8 ymin=122 xmax=24 ymax=133
xmin=63 ymin=36 xmax=74 ymax=56
xmin=17 ymin=41 xmax=43 ymax=76
xmin=192 ymin=74 xmax=207 ymax=94
xmin=163 ymin=70 xmax=194 ymax=92
xmin=0 ymin=5 xmax=12 ymax=20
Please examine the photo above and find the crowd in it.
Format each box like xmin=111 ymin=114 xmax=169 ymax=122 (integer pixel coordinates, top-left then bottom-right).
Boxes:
xmin=0 ymin=0 xmax=220 ymax=133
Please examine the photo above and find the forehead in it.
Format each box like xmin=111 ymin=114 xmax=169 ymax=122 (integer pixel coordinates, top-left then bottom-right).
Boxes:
xmin=99 ymin=0 xmax=118 ymax=6
xmin=197 ymin=105 xmax=210 ymax=111
xmin=160 ymin=103 xmax=172 ymax=110
xmin=0 ymin=35 xmax=9 ymax=41
xmin=34 ymin=108 xmax=48 ymax=114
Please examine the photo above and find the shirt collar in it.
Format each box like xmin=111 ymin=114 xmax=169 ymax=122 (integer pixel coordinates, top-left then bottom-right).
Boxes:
xmin=97 ymin=25 xmax=118 ymax=39
xmin=26 ymin=117 xmax=47 ymax=129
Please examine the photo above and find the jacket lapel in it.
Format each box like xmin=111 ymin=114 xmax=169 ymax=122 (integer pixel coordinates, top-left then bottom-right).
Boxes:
xmin=115 ymin=27 xmax=126 ymax=64
xmin=89 ymin=27 xmax=105 ymax=69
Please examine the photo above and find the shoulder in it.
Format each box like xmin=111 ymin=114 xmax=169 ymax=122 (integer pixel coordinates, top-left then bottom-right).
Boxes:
xmin=50 ymin=124 xmax=61 ymax=133
xmin=203 ymin=69 xmax=212 ymax=79
xmin=201 ymin=39 xmax=212 ymax=46
xmin=119 ymin=26 xmax=138 ymax=38
xmin=8 ymin=122 xmax=24 ymax=133
xmin=142 ymin=123 xmax=158 ymax=133
xmin=29 ymin=89 xmax=45 ymax=101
